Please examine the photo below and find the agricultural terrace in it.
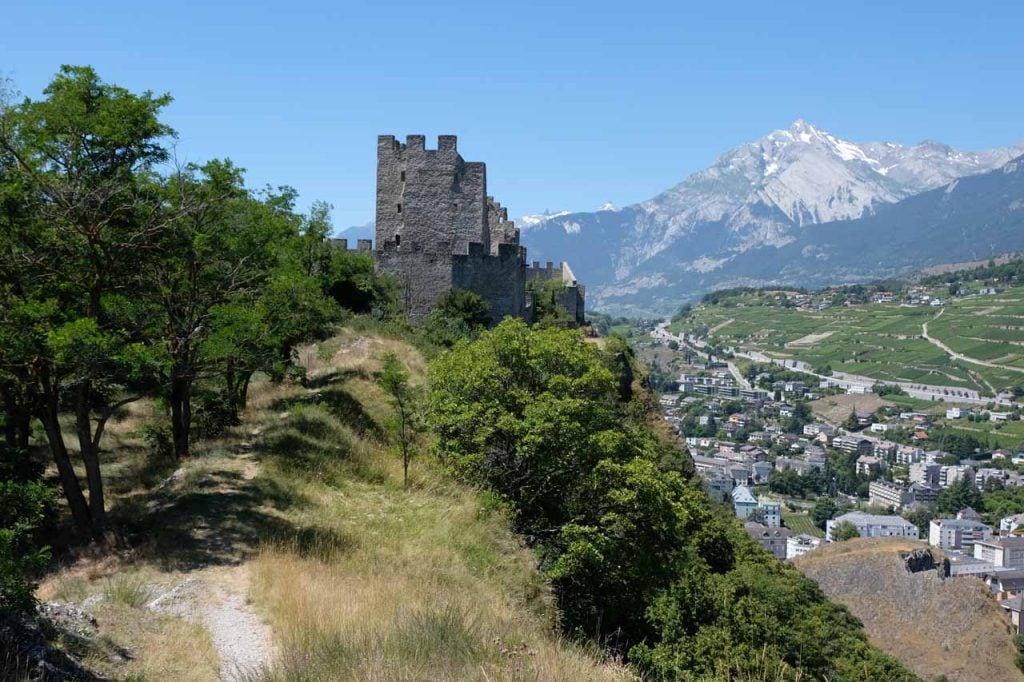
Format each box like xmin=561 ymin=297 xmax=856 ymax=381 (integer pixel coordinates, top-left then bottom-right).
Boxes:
xmin=670 ymin=287 xmax=1024 ymax=397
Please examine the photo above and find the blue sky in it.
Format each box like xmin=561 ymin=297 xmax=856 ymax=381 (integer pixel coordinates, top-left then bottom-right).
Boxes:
xmin=3 ymin=0 xmax=1023 ymax=229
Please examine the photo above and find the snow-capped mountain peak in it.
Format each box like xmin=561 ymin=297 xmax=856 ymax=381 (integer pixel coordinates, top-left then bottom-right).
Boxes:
xmin=518 ymin=121 xmax=1024 ymax=310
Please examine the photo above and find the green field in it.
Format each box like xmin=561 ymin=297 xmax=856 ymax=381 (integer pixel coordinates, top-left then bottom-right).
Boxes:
xmin=671 ymin=287 xmax=1024 ymax=397
xmin=935 ymin=418 xmax=1024 ymax=450
xmin=781 ymin=510 xmax=824 ymax=538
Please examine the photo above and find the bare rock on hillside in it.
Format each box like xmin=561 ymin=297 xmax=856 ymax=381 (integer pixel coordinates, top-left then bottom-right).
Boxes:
xmin=795 ymin=538 xmax=1023 ymax=682
xmin=0 ymin=608 xmax=103 ymax=681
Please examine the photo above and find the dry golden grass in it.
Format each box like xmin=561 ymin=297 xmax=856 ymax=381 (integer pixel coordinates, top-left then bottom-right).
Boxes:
xmin=33 ymin=326 xmax=630 ymax=681
xmin=795 ymin=538 xmax=1024 ymax=682
xmin=85 ymin=602 xmax=220 ymax=681
xmin=247 ymin=332 xmax=633 ymax=681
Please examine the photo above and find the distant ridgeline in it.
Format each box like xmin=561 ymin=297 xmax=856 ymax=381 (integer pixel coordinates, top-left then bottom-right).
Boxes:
xmin=371 ymin=135 xmax=585 ymax=325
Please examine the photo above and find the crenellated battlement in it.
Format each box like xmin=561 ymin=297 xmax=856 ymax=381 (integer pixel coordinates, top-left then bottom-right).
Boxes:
xmin=330 ymin=238 xmax=374 ymax=253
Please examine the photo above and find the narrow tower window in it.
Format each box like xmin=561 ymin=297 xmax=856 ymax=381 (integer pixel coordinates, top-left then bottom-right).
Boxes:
xmin=395 ymin=234 xmax=401 ymax=246
xmin=400 ymin=171 xmax=405 ymax=182
xmin=396 ymin=203 xmax=402 ymax=214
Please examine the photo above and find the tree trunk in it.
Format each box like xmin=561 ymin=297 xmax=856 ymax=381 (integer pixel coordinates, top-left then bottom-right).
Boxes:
xmin=74 ymin=382 xmax=106 ymax=533
xmin=39 ymin=391 xmax=92 ymax=536
xmin=1 ymin=386 xmax=32 ymax=448
xmin=170 ymin=375 xmax=192 ymax=459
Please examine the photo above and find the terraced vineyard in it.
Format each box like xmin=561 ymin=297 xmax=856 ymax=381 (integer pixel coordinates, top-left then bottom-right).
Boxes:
xmin=670 ymin=286 xmax=1024 ymax=397
xmin=781 ymin=511 xmax=824 ymax=538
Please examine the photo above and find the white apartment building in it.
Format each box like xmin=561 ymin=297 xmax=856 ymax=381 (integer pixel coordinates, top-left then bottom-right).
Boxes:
xmin=974 ymin=537 xmax=1024 ymax=569
xmin=868 ymin=481 xmax=914 ymax=510
xmin=928 ymin=518 xmax=993 ymax=551
xmin=826 ymin=511 xmax=920 ymax=542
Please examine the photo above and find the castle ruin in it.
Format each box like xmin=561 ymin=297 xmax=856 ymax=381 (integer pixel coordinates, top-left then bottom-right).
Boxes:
xmin=374 ymin=134 xmax=584 ymax=324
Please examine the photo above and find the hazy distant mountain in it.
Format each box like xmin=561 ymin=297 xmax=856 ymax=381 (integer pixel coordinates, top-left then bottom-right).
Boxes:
xmin=335 ymin=220 xmax=375 ymax=243
xmin=519 ymin=120 xmax=1024 ymax=314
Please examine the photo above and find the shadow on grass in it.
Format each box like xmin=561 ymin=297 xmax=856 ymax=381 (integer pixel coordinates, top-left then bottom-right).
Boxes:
xmin=274 ymin=382 xmax=385 ymax=440
xmin=109 ymin=466 xmax=323 ymax=571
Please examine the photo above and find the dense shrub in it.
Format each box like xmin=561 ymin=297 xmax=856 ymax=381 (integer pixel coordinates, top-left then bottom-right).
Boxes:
xmin=427 ymin=319 xmax=917 ymax=678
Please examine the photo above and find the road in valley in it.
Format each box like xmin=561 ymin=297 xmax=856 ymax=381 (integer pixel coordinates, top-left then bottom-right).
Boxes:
xmin=652 ymin=320 xmax=1011 ymax=406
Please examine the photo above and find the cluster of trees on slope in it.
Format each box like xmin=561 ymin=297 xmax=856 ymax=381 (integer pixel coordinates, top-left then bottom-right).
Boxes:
xmin=0 ymin=67 xmax=394 ymax=608
xmin=428 ymin=319 xmax=916 ymax=680
xmin=921 ymin=255 xmax=1024 ymax=287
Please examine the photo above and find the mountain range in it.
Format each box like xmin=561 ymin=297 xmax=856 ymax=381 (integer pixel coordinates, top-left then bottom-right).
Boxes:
xmin=518 ymin=120 xmax=1024 ymax=315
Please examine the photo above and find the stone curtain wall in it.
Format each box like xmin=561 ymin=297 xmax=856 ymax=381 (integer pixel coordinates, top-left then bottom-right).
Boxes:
xmin=453 ymin=242 xmax=527 ymax=322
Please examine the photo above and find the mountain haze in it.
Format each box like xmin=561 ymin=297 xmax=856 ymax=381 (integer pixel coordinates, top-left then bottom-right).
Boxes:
xmin=519 ymin=121 xmax=1024 ymax=314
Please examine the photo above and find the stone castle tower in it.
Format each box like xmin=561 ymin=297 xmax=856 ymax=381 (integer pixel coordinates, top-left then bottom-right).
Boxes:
xmin=374 ymin=134 xmax=584 ymax=324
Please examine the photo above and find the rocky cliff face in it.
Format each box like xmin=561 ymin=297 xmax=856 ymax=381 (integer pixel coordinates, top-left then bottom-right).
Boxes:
xmin=519 ymin=120 xmax=1024 ymax=314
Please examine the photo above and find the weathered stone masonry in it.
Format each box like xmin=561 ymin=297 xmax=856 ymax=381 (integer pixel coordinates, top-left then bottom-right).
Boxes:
xmin=374 ymin=134 xmax=584 ymax=324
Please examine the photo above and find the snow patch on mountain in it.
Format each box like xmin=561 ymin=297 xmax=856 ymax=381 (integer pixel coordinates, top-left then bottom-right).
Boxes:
xmin=518 ymin=210 xmax=569 ymax=229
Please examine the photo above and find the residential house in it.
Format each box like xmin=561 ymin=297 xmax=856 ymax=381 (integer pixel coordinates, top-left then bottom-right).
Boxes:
xmin=855 ymin=455 xmax=884 ymax=476
xmin=803 ymin=423 xmax=836 ymax=438
xmin=908 ymin=482 xmax=940 ymax=505
xmin=991 ymin=412 xmax=1011 ymax=422
xmin=702 ymin=475 xmax=734 ymax=504
xmin=786 ymin=534 xmax=822 ymax=560
xmin=870 ymin=422 xmax=893 ymax=433
xmin=929 ymin=518 xmax=993 ymax=551
xmin=826 ymin=512 xmax=920 ymax=542
xmin=834 ymin=436 xmax=873 ymax=455
xmin=976 ymin=468 xmax=1007 ymax=490
xmin=758 ymin=497 xmax=781 ymax=528
xmin=751 ymin=461 xmax=774 ymax=485
xmin=909 ymin=462 xmax=941 ymax=486
xmin=946 ymin=407 xmax=967 ymax=419
xmin=958 ymin=507 xmax=983 ymax=521
xmin=732 ymin=486 xmax=758 ymax=520
xmin=727 ymin=464 xmax=750 ymax=485
xmin=744 ymin=522 xmax=791 ymax=560
xmin=987 ymin=569 xmax=1024 ymax=596
xmin=1000 ymin=595 xmax=1024 ymax=634
xmin=940 ymin=465 xmax=975 ymax=488
xmin=1001 ymin=513 xmax=1024 ymax=535
xmin=873 ymin=440 xmax=898 ymax=458
xmin=896 ymin=446 xmax=924 ymax=465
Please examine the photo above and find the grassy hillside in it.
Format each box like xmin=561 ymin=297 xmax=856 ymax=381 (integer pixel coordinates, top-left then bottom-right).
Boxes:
xmin=32 ymin=327 xmax=630 ymax=681
xmin=795 ymin=538 xmax=1023 ymax=682
xmin=670 ymin=286 xmax=1024 ymax=396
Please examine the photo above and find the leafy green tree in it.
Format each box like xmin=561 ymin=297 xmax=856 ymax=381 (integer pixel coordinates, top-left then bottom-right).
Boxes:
xmin=423 ymin=288 xmax=492 ymax=346
xmin=903 ymin=507 xmax=936 ymax=536
xmin=378 ymin=352 xmax=421 ymax=487
xmin=0 ymin=446 xmax=52 ymax=614
xmin=526 ymin=278 xmax=574 ymax=327
xmin=429 ymin=319 xmax=631 ymax=535
xmin=0 ymin=66 xmax=173 ymax=535
xmin=843 ymin=408 xmax=862 ymax=431
xmin=768 ymin=468 xmax=806 ymax=498
xmin=936 ymin=477 xmax=984 ymax=515
xmin=151 ymin=169 xmax=340 ymax=456
xmin=811 ymin=497 xmax=838 ymax=530
xmin=831 ymin=520 xmax=861 ymax=542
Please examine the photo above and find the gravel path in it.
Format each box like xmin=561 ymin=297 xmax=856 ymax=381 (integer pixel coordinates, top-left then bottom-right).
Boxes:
xmin=148 ymin=561 xmax=276 ymax=680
